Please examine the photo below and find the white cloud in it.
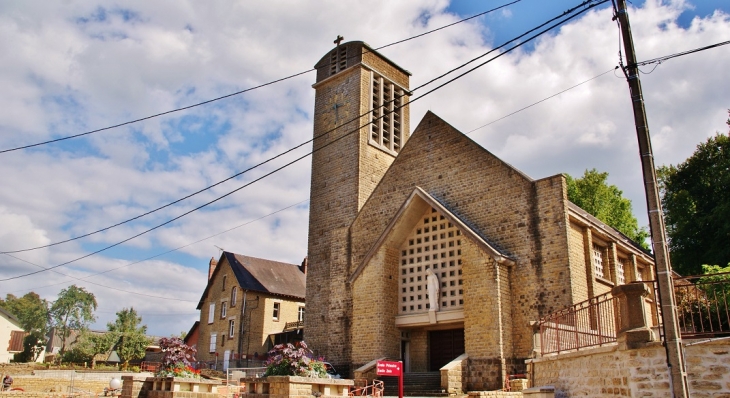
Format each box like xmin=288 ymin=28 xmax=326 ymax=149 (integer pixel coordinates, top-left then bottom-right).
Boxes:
xmin=0 ymin=0 xmax=727 ymax=335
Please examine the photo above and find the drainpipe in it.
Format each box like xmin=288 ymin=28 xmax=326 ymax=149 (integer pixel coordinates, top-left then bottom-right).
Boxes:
xmin=237 ymin=290 xmax=248 ymax=367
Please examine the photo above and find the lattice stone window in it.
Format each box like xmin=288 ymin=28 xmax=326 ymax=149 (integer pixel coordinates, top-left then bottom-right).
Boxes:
xmin=592 ymin=244 xmax=605 ymax=279
xmin=329 ymin=46 xmax=347 ymax=75
xmin=399 ymin=207 xmax=464 ymax=315
xmin=370 ymin=73 xmax=404 ymax=154
xmin=616 ymin=258 xmax=627 ymax=285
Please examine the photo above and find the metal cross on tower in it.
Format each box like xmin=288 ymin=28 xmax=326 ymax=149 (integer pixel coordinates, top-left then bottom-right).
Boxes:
xmin=334 ymin=35 xmax=344 ymax=46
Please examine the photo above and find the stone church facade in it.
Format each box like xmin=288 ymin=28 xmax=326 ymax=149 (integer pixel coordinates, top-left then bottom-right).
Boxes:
xmin=305 ymin=41 xmax=655 ymax=390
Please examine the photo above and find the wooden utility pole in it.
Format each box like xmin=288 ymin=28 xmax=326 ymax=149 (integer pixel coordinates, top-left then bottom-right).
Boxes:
xmin=614 ymin=0 xmax=689 ymax=396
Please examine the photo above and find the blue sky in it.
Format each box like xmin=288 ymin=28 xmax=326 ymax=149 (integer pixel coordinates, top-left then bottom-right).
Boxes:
xmin=0 ymin=0 xmax=728 ymax=336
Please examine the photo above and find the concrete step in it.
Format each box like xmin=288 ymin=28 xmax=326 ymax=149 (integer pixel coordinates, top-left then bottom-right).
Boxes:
xmin=381 ymin=372 xmax=447 ymax=397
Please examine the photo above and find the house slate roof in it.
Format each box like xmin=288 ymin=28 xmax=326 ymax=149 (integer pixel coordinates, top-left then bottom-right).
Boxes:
xmin=197 ymin=252 xmax=306 ymax=309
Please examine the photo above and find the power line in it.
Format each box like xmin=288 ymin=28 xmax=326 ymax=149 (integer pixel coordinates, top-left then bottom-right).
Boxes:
xmin=1 ymin=1 xmax=524 ymax=256
xmin=2 ymin=252 xmax=199 ymax=302
xmin=2 ymin=198 xmax=309 ymax=299
xmin=466 ymin=68 xmax=616 ymax=134
xmin=0 ymin=0 xmax=605 ymax=282
xmin=0 ymin=1 xmax=520 ymax=156
xmin=629 ymin=39 xmax=730 ymax=68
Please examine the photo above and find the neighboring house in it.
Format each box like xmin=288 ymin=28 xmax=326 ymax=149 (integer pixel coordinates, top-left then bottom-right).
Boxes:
xmin=196 ymin=252 xmax=306 ymax=369
xmin=183 ymin=321 xmax=200 ymax=355
xmin=0 ymin=308 xmax=26 ymax=363
xmin=303 ymin=40 xmax=658 ymax=389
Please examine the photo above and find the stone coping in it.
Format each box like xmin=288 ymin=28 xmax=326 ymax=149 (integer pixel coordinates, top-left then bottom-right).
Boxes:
xmin=122 ymin=375 xmax=222 ymax=385
xmin=241 ymin=376 xmax=354 ymax=386
xmin=440 ymin=353 xmax=468 ymax=370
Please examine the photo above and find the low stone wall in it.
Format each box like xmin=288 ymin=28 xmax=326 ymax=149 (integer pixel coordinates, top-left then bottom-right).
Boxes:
xmin=120 ymin=377 xmax=221 ymax=398
xmin=528 ymin=339 xmax=730 ymax=397
xmin=241 ymin=376 xmax=354 ymax=398
xmin=441 ymin=353 xmax=468 ymax=395
xmin=4 ymin=374 xmax=123 ymax=394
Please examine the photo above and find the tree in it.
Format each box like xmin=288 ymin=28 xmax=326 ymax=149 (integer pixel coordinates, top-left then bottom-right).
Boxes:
xmin=73 ymin=330 xmax=115 ymax=369
xmin=566 ymin=169 xmax=649 ymax=248
xmin=107 ymin=307 xmax=151 ymax=370
xmin=49 ymin=285 xmax=97 ymax=360
xmin=0 ymin=292 xmax=50 ymax=336
xmin=13 ymin=332 xmax=46 ymax=362
xmin=658 ymin=116 xmax=730 ymax=276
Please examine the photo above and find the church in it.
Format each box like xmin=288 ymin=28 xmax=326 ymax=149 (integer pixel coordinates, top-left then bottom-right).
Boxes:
xmin=304 ymin=40 xmax=655 ymax=391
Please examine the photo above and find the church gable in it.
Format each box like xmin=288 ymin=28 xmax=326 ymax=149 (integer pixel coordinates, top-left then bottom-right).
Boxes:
xmin=351 ymin=111 xmax=539 ymax=269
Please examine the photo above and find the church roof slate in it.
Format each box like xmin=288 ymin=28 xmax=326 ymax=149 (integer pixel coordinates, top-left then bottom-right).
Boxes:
xmin=350 ymin=186 xmax=515 ymax=284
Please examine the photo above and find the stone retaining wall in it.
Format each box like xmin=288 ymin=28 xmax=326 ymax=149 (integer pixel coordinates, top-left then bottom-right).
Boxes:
xmin=528 ymin=339 xmax=730 ymax=397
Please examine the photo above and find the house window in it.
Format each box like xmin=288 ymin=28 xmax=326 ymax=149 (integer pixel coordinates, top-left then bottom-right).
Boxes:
xmin=616 ymin=258 xmax=626 ymax=285
xmin=370 ymin=73 xmax=405 ymax=155
xmin=209 ymin=333 xmax=217 ymax=353
xmin=208 ymin=303 xmax=215 ymax=324
xmin=399 ymin=207 xmax=463 ymax=315
xmin=229 ymin=320 xmax=235 ymax=338
xmin=592 ymin=244 xmax=606 ymax=279
xmin=636 ymin=266 xmax=645 ymax=281
xmin=231 ymin=287 xmax=238 ymax=307
xmin=222 ymin=275 xmax=227 ymax=291
xmin=298 ymin=306 xmax=305 ymax=322
xmin=221 ymin=302 xmax=227 ymax=318
xmin=273 ymin=302 xmax=280 ymax=321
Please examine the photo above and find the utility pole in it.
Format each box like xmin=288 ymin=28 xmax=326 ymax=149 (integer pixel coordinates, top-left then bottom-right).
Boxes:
xmin=614 ymin=1 xmax=689 ymax=396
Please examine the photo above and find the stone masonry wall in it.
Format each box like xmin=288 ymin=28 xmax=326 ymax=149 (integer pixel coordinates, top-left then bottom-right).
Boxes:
xmin=197 ymin=256 xmax=303 ymax=364
xmin=307 ymin=41 xmax=410 ymax=371
xmin=529 ymin=339 xmax=730 ymax=397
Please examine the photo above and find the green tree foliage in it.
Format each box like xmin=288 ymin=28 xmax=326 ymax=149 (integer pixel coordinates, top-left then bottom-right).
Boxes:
xmin=658 ymin=122 xmax=730 ymax=276
xmin=49 ymin=285 xmax=97 ymax=360
xmin=566 ymin=169 xmax=649 ymax=248
xmin=107 ymin=307 xmax=151 ymax=370
xmin=13 ymin=331 xmax=46 ymax=362
xmin=0 ymin=292 xmax=50 ymax=335
xmin=73 ymin=330 xmax=116 ymax=368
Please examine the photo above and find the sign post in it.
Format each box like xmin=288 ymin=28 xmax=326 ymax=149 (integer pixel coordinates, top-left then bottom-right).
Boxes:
xmin=376 ymin=360 xmax=403 ymax=398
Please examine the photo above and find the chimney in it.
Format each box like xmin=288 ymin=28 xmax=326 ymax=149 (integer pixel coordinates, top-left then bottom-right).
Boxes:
xmin=208 ymin=257 xmax=218 ymax=280
xmin=299 ymin=257 xmax=308 ymax=275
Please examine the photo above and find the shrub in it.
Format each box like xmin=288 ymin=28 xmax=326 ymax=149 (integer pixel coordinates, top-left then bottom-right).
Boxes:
xmin=264 ymin=341 xmax=327 ymax=378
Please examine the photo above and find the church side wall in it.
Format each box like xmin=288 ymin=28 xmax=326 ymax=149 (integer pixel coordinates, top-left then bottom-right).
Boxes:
xmin=568 ymin=222 xmax=589 ymax=303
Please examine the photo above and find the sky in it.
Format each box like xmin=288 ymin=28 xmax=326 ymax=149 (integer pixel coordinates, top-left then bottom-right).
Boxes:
xmin=0 ymin=0 xmax=728 ymax=337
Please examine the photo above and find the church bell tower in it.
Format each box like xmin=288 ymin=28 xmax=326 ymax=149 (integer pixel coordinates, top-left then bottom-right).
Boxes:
xmin=306 ymin=39 xmax=411 ymax=370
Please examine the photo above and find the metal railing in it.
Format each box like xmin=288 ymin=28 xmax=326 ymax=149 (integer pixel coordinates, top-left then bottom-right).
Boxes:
xmin=539 ymin=292 xmax=618 ymax=355
xmin=675 ymin=271 xmax=730 ymax=338
xmin=349 ymin=379 xmax=384 ymax=397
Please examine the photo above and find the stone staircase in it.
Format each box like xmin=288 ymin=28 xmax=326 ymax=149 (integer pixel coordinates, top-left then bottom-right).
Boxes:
xmin=381 ymin=372 xmax=447 ymax=397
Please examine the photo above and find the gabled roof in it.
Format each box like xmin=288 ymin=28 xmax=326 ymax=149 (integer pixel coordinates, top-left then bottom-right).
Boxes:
xmin=350 ymin=187 xmax=515 ymax=283
xmin=0 ymin=307 xmax=22 ymax=327
xmin=197 ymin=252 xmax=306 ymax=309
xmin=566 ymin=201 xmax=652 ymax=259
